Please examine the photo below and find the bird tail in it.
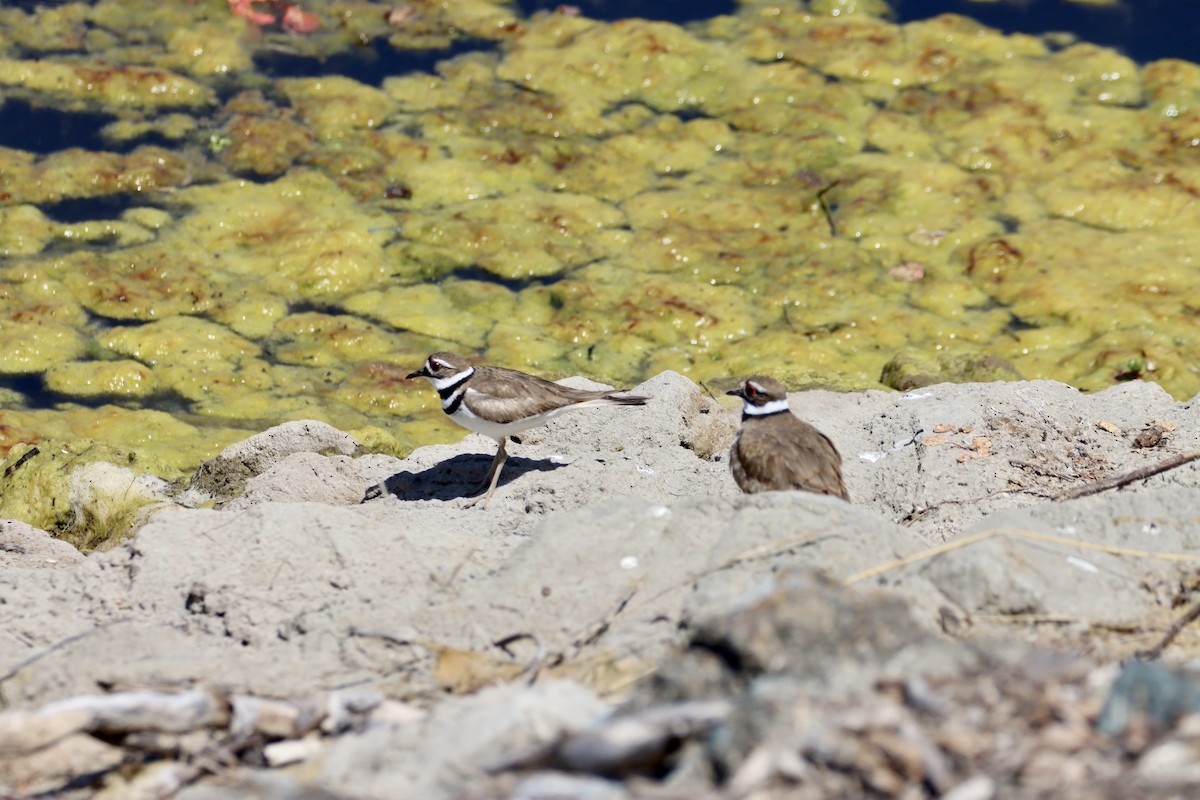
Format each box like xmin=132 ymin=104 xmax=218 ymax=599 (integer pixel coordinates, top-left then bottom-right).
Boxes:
xmin=605 ymin=393 xmax=649 ymax=406
xmin=571 ymin=393 xmax=649 ymax=409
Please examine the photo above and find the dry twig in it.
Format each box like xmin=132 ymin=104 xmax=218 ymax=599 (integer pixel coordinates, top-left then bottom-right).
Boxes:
xmin=1136 ymin=599 xmax=1200 ymax=661
xmin=1052 ymin=450 xmax=1200 ymax=501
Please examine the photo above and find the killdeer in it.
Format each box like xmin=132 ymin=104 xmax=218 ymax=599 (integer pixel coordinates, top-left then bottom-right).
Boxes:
xmin=407 ymin=352 xmax=649 ymax=507
xmin=726 ymin=376 xmax=850 ymax=501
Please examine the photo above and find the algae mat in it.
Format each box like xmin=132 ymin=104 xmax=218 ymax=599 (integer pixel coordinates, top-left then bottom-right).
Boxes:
xmin=1 ymin=0 xmax=1199 ymax=480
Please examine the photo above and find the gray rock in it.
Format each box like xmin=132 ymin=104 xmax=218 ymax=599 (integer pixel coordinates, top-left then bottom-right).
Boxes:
xmin=318 ymin=680 xmax=608 ymax=800
xmin=185 ymin=420 xmax=361 ymax=502
xmin=798 ymin=378 xmax=1194 ymax=542
xmin=229 ymin=452 xmax=400 ymax=509
xmin=0 ymin=519 xmax=84 ymax=569
xmin=922 ymin=488 xmax=1200 ymax=626
xmin=177 ymin=772 xmax=346 ymax=800
xmin=510 ymin=772 xmax=630 ymax=800
xmin=1098 ymin=661 xmax=1200 ymax=738
xmin=3 ymin=374 xmax=1200 ymax=799
xmin=636 ymin=570 xmax=983 ymax=788
xmin=360 ymin=370 xmax=735 ymax=515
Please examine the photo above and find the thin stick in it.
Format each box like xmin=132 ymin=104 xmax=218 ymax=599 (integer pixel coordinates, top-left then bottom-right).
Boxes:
xmin=817 ymin=180 xmax=840 ymax=237
xmin=2 ymin=446 xmax=38 ymax=477
xmin=0 ymin=625 xmax=121 ymax=708
xmin=1053 ymin=451 xmax=1200 ymax=501
xmin=1136 ymin=599 xmax=1200 ymax=660
xmin=970 ymin=613 xmax=1145 ymax=633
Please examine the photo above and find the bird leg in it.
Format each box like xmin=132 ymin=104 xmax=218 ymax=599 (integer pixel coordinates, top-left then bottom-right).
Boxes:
xmin=464 ymin=437 xmax=508 ymax=508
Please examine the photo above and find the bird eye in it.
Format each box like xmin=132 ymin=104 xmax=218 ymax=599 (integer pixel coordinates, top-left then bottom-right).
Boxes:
xmin=744 ymin=383 xmax=757 ymax=398
xmin=431 ymin=359 xmax=448 ymax=371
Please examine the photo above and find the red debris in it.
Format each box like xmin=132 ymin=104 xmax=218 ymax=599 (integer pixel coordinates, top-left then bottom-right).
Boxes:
xmin=282 ymin=4 xmax=321 ymax=34
xmin=228 ymin=0 xmax=320 ymax=34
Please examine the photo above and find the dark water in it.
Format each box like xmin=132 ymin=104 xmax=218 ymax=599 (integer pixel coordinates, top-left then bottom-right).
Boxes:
xmin=0 ymin=99 xmax=117 ymax=154
xmin=515 ymin=0 xmax=1199 ymax=65
xmin=248 ymin=1 xmax=1200 ymax=93
xmin=0 ymin=0 xmax=1193 ymax=194
xmin=0 ymin=0 xmax=1193 ymax=433
xmin=893 ymin=0 xmax=1200 ymax=64
xmin=252 ymin=37 xmax=497 ymax=86
xmin=0 ymin=0 xmax=1189 ymax=217
xmin=517 ymin=0 xmax=737 ymax=23
xmin=0 ymin=0 xmax=1188 ymax=188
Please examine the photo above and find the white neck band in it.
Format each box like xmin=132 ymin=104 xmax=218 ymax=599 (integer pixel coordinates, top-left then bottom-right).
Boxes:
xmin=744 ymin=397 xmax=789 ymax=416
xmin=430 ymin=366 xmax=474 ymax=391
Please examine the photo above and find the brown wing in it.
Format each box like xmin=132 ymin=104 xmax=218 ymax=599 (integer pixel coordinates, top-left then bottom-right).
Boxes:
xmin=465 ymin=366 xmax=647 ymax=425
xmin=732 ymin=415 xmax=849 ymax=500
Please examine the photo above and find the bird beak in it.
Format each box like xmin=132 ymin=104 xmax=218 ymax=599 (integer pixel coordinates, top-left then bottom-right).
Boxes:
xmin=406 ymin=365 xmax=429 ymax=379
xmin=725 ymin=387 xmax=744 ymax=398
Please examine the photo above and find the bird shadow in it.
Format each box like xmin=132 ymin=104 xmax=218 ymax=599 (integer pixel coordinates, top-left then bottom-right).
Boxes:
xmin=361 ymin=452 xmax=568 ymax=503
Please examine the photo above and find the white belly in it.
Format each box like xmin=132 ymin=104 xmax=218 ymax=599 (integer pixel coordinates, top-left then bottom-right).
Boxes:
xmin=448 ymin=400 xmax=577 ymax=440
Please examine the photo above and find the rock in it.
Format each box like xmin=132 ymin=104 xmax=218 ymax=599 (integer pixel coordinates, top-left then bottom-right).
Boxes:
xmin=549 ymin=699 xmax=731 ymax=777
xmin=362 ymin=370 xmax=735 ymax=515
xmin=880 ymin=351 xmax=1022 ymax=391
xmin=185 ymin=420 xmax=360 ymax=502
xmin=67 ymin=461 xmax=172 ymax=551
xmin=0 ymin=732 xmax=122 ymax=797
xmin=921 ymin=488 xmax=1200 ymax=628
xmin=639 ymin=569 xmax=980 ymax=782
xmin=319 ymin=680 xmax=609 ymax=799
xmin=1136 ymin=739 xmax=1200 ymax=785
xmin=521 ymin=370 xmax=731 ymax=456
xmin=0 ymin=519 xmax=84 ymax=569
xmin=510 ymin=773 xmax=631 ymax=800
xmin=942 ymin=775 xmax=997 ymax=800
xmin=1097 ymin=661 xmax=1200 ymax=739
xmin=796 ymin=378 xmax=1192 ymax=541
xmin=3 ymin=374 xmax=1200 ymax=798
xmin=227 ymin=452 xmax=400 ymax=509
xmin=175 ymin=772 xmax=344 ymax=800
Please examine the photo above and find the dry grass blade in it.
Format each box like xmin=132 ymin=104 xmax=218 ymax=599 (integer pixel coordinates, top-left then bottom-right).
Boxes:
xmin=843 ymin=527 xmax=1200 ymax=586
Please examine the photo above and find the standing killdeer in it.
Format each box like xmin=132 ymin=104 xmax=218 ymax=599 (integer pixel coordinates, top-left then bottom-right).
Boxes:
xmin=726 ymin=376 xmax=850 ymax=501
xmin=407 ymin=352 xmax=649 ymax=507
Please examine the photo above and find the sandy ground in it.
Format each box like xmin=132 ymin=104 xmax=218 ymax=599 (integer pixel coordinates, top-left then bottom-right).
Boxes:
xmin=4 ymin=372 xmax=1200 ymax=798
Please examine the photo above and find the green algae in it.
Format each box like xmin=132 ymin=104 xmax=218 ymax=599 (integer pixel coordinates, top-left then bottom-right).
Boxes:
xmin=162 ymin=171 xmax=396 ymax=300
xmin=0 ymin=440 xmax=175 ymax=551
xmin=881 ymin=351 xmax=1023 ymax=392
xmin=44 ymin=359 xmax=159 ymax=399
xmin=0 ymin=406 xmax=250 ymax=480
xmin=1 ymin=0 xmax=1200 ymax=514
xmin=342 ymin=280 xmax=511 ymax=348
xmin=62 ymin=243 xmax=221 ymax=321
xmin=102 ymin=112 xmax=200 ymax=147
xmin=280 ymin=76 xmax=397 ymax=139
xmin=0 ymin=206 xmax=57 ymax=256
xmin=0 ymin=145 xmax=198 ymax=206
xmin=0 ymin=59 xmax=214 ymax=111
xmin=216 ymin=112 xmax=316 ymax=178
xmin=399 ymin=189 xmax=628 ymax=280
xmin=0 ymin=320 xmax=87 ymax=374
xmin=0 ymin=203 xmax=169 ymax=256
xmin=161 ymin=20 xmax=256 ymax=78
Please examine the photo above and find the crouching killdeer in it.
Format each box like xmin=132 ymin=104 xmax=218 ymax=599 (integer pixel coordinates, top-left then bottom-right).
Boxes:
xmin=408 ymin=352 xmax=649 ymax=507
xmin=726 ymin=376 xmax=849 ymax=501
